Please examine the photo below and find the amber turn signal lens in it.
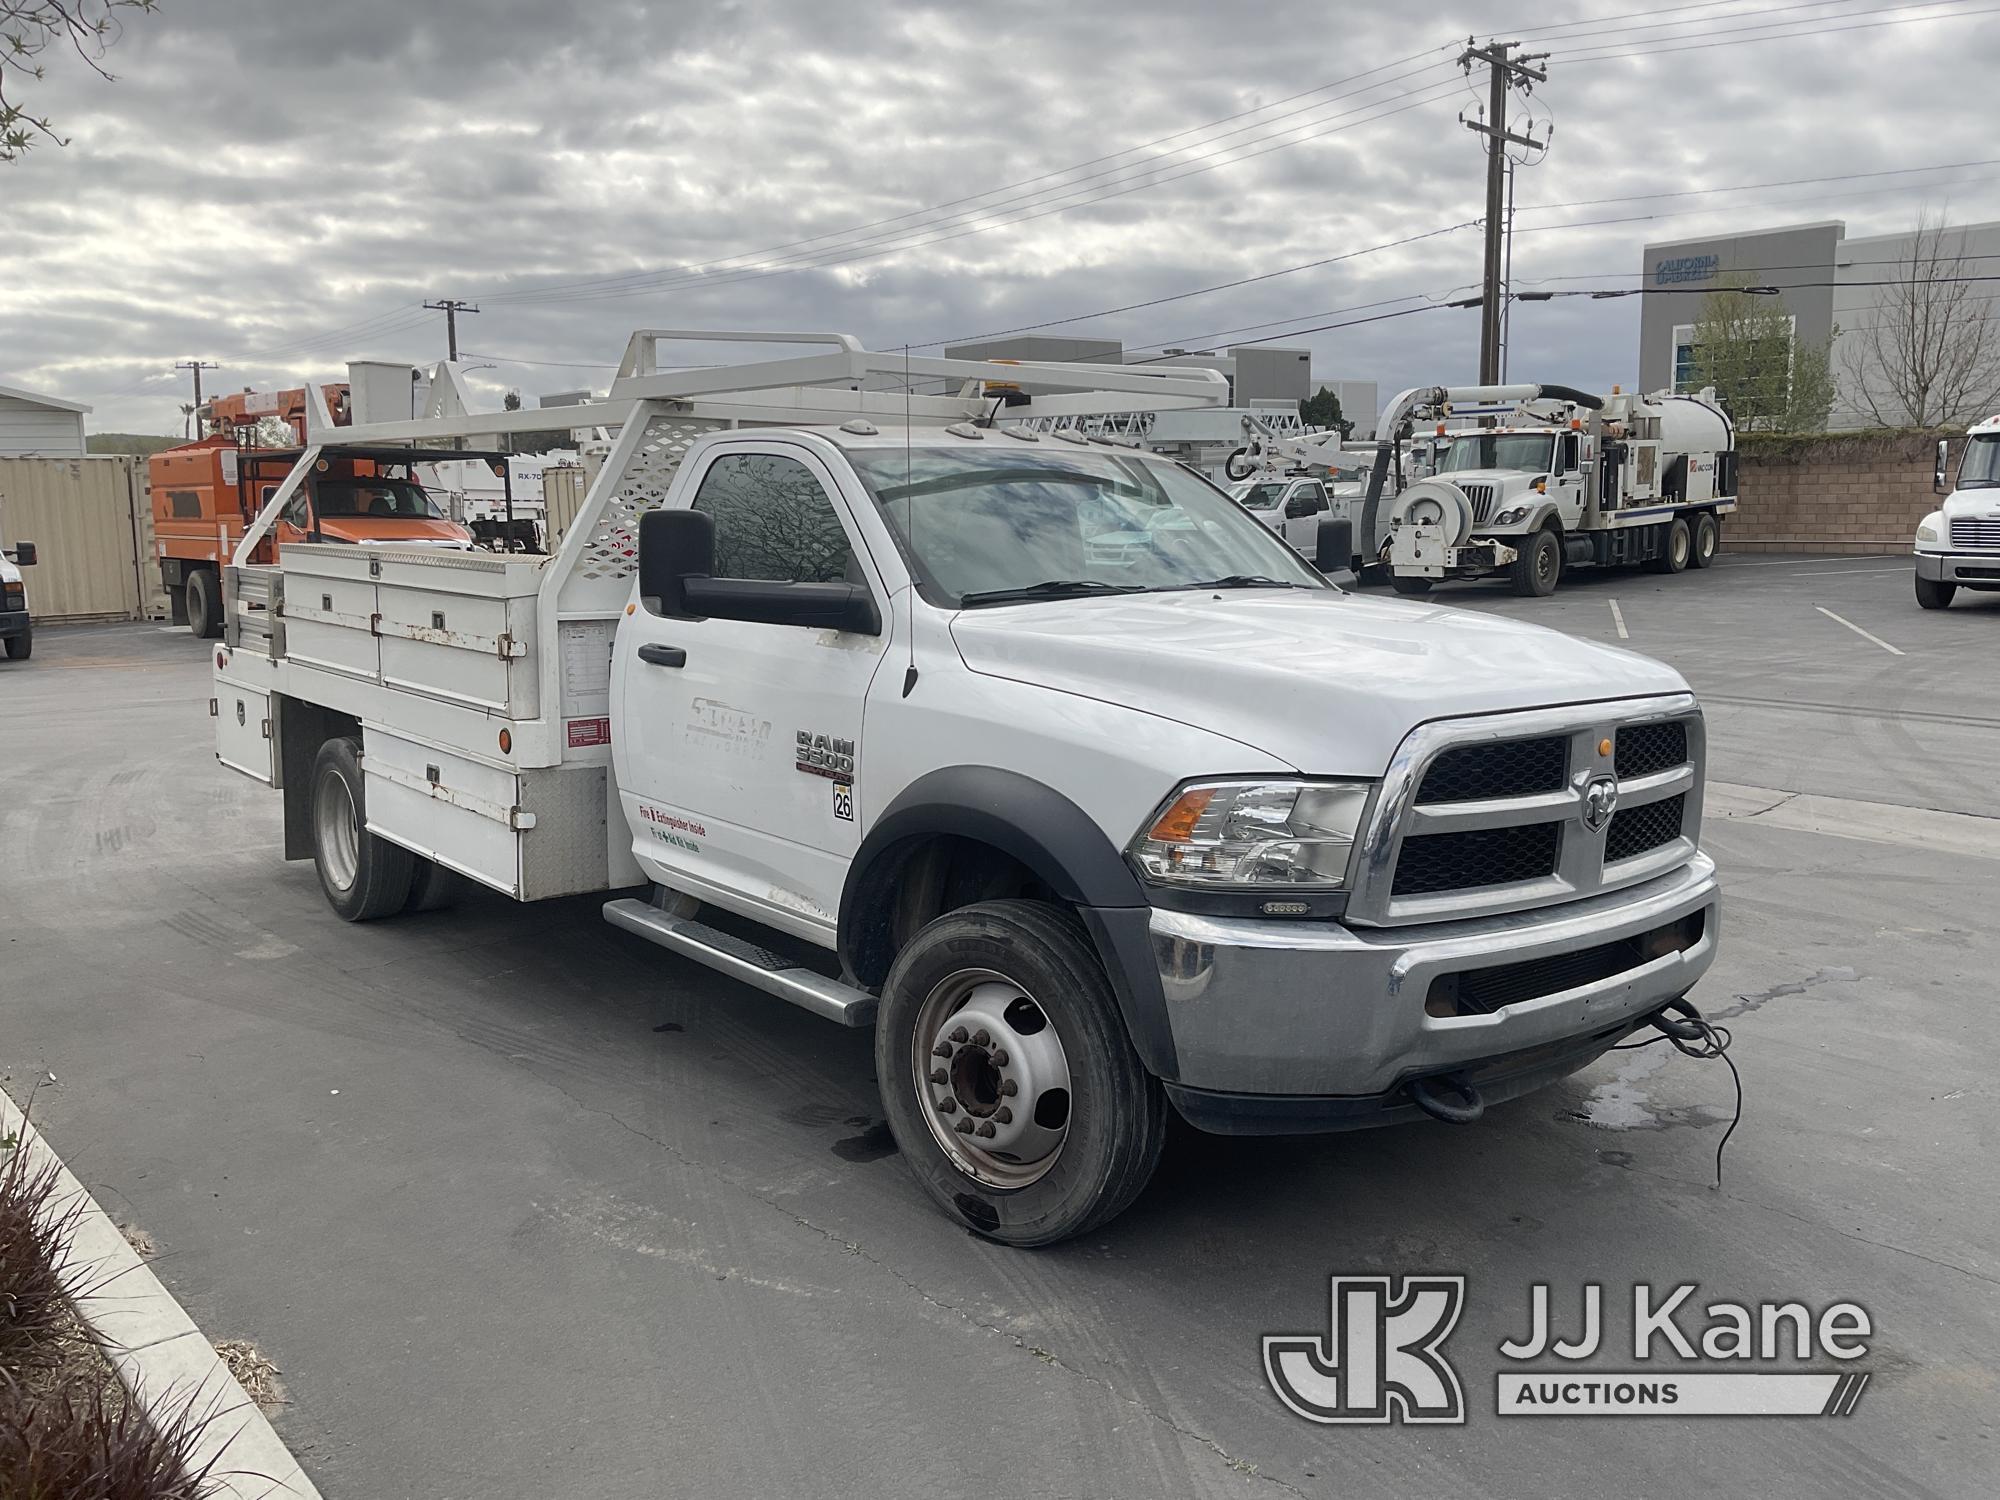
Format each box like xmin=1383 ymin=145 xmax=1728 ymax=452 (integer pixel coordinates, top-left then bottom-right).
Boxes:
xmin=1599 ymin=737 xmax=1612 ymax=756
xmin=498 ymin=728 xmax=513 ymax=754
xmin=1147 ymin=787 xmax=1217 ymax=844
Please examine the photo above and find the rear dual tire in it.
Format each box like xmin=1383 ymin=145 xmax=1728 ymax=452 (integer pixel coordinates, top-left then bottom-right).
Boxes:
xmin=876 ymin=899 xmax=1165 ymax=1248
xmin=311 ymin=737 xmax=416 ymax=921
xmin=187 ymin=569 xmax=224 ymax=639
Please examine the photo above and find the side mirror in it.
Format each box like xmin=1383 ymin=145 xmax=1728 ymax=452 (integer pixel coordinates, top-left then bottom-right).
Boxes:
xmin=10 ymin=541 xmax=36 ymax=568
xmin=1935 ymin=438 xmax=1950 ymax=495
xmin=1314 ymin=517 xmax=1354 ymax=575
xmin=638 ymin=507 xmax=713 ymax=616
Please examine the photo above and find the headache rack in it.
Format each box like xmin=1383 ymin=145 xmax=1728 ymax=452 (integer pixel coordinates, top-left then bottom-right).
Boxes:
xmin=212 ymin=330 xmax=1227 ymax=900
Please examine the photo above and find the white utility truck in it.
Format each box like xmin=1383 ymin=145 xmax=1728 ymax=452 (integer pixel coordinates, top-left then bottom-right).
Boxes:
xmin=1365 ymin=383 xmax=1737 ymax=597
xmin=1914 ymin=419 xmax=2000 ymax=608
xmin=211 ymin=331 xmax=1722 ymax=1246
xmin=0 ymin=532 xmax=37 ymax=661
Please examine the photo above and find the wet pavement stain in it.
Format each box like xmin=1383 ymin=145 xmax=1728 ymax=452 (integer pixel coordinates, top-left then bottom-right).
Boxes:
xmin=1712 ymin=965 xmax=1859 ymax=1020
xmin=832 ymin=1120 xmax=898 ymax=1162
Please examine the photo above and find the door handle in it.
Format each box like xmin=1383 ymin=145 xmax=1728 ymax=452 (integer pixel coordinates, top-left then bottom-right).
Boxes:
xmin=637 ymin=643 xmax=687 ymax=668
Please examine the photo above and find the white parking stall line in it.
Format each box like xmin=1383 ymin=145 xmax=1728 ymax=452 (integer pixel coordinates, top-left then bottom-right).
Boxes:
xmin=1608 ymin=599 xmax=1629 ymax=639
xmin=1815 ymin=605 xmax=1905 ymax=656
xmin=1789 ymin=566 xmax=1907 ymax=577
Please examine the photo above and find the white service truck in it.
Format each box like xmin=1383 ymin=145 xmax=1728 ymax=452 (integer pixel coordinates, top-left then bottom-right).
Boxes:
xmin=0 ymin=533 xmax=36 ymax=662
xmin=1368 ymin=383 xmax=1738 ymax=597
xmin=1914 ymin=419 xmax=2000 ymax=608
xmin=211 ymin=331 xmax=1722 ymax=1246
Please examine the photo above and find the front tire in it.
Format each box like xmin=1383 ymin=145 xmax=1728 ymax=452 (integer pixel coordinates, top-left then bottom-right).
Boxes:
xmin=3 ymin=627 xmax=29 ymax=661
xmin=187 ymin=570 xmax=223 ymax=639
xmin=1914 ymin=573 xmax=1956 ymax=610
xmin=1510 ymin=528 xmax=1562 ymax=597
xmin=875 ymin=899 xmax=1165 ymax=1248
xmin=311 ymin=736 xmax=416 ymax=921
xmin=1689 ymin=512 xmax=1719 ymax=568
xmin=1389 ymin=574 xmax=1434 ymax=596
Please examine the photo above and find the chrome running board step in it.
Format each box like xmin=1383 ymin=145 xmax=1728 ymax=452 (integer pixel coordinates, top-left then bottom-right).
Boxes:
xmin=603 ymin=898 xmax=877 ymax=1027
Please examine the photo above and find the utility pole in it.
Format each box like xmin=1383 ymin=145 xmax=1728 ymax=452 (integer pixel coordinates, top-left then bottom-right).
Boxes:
xmin=1459 ymin=39 xmax=1547 ymax=384
xmin=174 ymin=359 xmax=219 ymax=411
xmin=423 ymin=299 xmax=479 ymax=362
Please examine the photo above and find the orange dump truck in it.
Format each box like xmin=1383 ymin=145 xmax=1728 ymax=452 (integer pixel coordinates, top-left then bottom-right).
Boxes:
xmin=151 ymin=385 xmax=476 ymax=637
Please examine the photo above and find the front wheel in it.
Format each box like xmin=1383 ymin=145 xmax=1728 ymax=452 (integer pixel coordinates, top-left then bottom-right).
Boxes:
xmin=3 ymin=627 xmax=29 ymax=661
xmin=875 ymin=899 xmax=1165 ymax=1248
xmin=1914 ymin=573 xmax=1956 ymax=610
xmin=1389 ymin=574 xmax=1434 ymax=596
xmin=1510 ymin=528 xmax=1562 ymax=597
xmin=311 ymin=736 xmax=416 ymax=921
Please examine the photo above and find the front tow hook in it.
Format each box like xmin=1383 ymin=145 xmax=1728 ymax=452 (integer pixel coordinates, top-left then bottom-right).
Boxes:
xmin=1406 ymin=1071 xmax=1486 ymax=1124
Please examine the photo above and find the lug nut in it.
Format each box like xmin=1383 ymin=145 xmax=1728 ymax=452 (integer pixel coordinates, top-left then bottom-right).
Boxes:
xmin=991 ymin=1048 xmax=1009 ymax=1066
xmin=995 ymin=1107 xmax=1013 ymax=1124
xmin=975 ymin=1121 xmax=996 ymax=1138
xmin=930 ymin=1068 xmax=947 ymax=1085
xmin=939 ymin=1098 xmax=957 ymax=1113
xmin=949 ymin=1025 xmax=969 ymax=1043
xmin=972 ymin=1029 xmax=991 ymax=1047
xmin=999 ymin=1079 xmax=1018 ymax=1097
xmin=954 ymin=1117 xmax=975 ymax=1134
xmin=933 ymin=1042 xmax=953 ymax=1058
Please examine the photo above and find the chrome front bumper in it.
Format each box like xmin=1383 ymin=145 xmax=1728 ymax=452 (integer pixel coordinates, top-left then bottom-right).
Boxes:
xmin=1914 ymin=550 xmax=2000 ymax=585
xmin=1148 ymin=852 xmax=1719 ymax=1105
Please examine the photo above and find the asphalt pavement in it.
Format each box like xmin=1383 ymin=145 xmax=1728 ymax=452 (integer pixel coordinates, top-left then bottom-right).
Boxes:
xmin=1 ymin=555 xmax=1994 ymax=1499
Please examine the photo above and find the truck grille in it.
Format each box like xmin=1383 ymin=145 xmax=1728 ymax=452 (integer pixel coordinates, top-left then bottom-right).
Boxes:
xmin=1351 ymin=701 xmax=1705 ymax=926
xmin=1418 ymin=736 xmax=1568 ymax=803
xmin=1606 ymin=794 xmax=1685 ymax=863
xmin=1614 ymin=721 xmax=1687 ymax=779
xmin=1949 ymin=516 xmax=2000 ymax=547
xmin=1460 ymin=482 xmax=1497 ymax=525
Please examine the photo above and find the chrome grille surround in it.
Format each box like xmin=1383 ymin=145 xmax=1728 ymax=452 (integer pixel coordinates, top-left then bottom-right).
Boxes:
xmin=1460 ymin=481 xmax=1497 ymax=525
xmin=1345 ymin=694 xmax=1705 ymax=928
xmin=1948 ymin=516 xmax=2000 ymax=548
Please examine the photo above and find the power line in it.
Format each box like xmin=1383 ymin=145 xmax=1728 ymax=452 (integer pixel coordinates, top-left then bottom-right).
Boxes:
xmin=1555 ymin=0 xmax=1995 ymax=60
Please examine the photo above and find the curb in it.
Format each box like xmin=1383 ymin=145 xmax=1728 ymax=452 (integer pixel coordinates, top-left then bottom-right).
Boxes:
xmin=0 ymin=1091 xmax=323 ymax=1500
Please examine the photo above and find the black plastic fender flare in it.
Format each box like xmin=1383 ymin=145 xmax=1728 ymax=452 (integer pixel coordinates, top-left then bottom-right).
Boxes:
xmin=839 ymin=766 xmax=1178 ymax=1078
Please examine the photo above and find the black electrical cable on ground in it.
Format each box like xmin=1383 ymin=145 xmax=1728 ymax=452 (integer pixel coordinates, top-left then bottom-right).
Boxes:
xmin=1611 ymin=999 xmax=1742 ymax=1189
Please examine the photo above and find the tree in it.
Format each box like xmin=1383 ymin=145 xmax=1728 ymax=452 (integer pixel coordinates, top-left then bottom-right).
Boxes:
xmin=503 ymin=390 xmax=523 ymax=412
xmin=1 ymin=1 xmax=155 ymax=162
xmin=1840 ymin=211 xmax=2000 ymax=429
xmin=1686 ymin=274 xmax=1836 ymax=432
xmin=1299 ymin=386 xmax=1353 ymax=438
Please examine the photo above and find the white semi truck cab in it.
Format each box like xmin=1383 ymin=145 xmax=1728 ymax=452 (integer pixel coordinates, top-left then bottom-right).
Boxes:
xmin=1369 ymin=383 xmax=1737 ymax=597
xmin=1913 ymin=419 xmax=2000 ymax=608
xmin=210 ymin=332 xmax=1722 ymax=1246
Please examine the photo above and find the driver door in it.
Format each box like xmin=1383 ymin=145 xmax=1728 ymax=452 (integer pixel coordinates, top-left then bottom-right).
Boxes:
xmin=614 ymin=445 xmax=894 ymax=937
xmin=1281 ymin=482 xmax=1329 ymax=549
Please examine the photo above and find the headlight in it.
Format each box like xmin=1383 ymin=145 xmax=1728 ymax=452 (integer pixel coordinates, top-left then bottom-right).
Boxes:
xmin=1916 ymin=522 xmax=1939 ymax=543
xmin=1494 ymin=507 xmax=1526 ymax=525
xmin=1127 ymin=779 xmax=1372 ymax=889
xmin=2 ymin=584 xmax=23 ymax=610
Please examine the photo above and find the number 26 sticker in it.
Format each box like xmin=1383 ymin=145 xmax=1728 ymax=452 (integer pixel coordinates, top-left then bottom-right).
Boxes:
xmin=832 ymin=782 xmax=854 ymax=822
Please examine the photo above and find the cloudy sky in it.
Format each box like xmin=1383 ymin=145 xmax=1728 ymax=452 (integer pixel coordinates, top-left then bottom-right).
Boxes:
xmin=7 ymin=0 xmax=2000 ymax=433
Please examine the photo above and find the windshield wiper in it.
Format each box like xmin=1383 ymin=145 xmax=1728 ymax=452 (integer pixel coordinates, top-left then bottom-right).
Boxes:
xmin=957 ymin=579 xmax=1149 ymax=608
xmin=1170 ymin=574 xmax=1308 ymax=591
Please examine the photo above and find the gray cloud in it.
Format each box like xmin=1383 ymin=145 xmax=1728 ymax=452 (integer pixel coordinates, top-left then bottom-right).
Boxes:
xmin=6 ymin=0 xmax=1998 ymax=430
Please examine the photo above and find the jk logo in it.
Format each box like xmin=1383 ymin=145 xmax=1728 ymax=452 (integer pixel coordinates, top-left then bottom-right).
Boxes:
xmin=1263 ymin=1276 xmax=1466 ymax=1424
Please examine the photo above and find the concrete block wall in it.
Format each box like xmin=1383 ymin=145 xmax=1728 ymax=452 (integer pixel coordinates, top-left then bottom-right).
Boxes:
xmin=1726 ymin=430 xmax=1943 ymax=555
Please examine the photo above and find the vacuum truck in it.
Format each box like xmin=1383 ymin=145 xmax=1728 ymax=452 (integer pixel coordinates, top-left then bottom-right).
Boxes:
xmin=1360 ymin=383 xmax=1737 ymax=597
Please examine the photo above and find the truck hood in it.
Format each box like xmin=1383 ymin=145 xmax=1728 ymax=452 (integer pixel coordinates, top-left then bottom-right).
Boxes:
xmin=1435 ymin=468 xmax=1540 ymax=489
xmin=1942 ymin=489 xmax=2000 ymax=523
xmin=948 ymin=590 xmax=1690 ymax=773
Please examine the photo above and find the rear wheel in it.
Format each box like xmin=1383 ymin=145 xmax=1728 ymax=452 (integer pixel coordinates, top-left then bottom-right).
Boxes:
xmin=875 ymin=899 xmax=1165 ymax=1248
xmin=1389 ymin=574 xmax=1434 ymax=596
xmin=1646 ymin=518 xmax=1692 ymax=575
xmin=1510 ymin=528 xmax=1562 ymax=597
xmin=1689 ymin=512 xmax=1719 ymax=568
xmin=403 ymin=857 xmax=466 ymax=913
xmin=186 ymin=569 xmax=223 ymax=639
xmin=311 ymin=736 xmax=415 ymax=921
xmin=1914 ymin=573 xmax=1956 ymax=610
xmin=4 ymin=627 xmax=30 ymax=661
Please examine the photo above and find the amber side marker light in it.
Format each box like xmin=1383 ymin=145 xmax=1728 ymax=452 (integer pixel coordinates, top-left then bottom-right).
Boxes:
xmin=1147 ymin=788 xmax=1217 ymax=844
xmin=1599 ymin=737 xmax=1613 ymax=757
xmin=498 ymin=728 xmax=513 ymax=754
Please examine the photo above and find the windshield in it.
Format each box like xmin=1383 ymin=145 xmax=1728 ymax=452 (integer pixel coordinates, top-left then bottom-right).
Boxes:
xmin=851 ymin=448 xmax=1327 ymax=606
xmin=1439 ymin=433 xmax=1556 ymax=475
xmin=1960 ymin=434 xmax=2000 ymax=489
xmin=1234 ymin=481 xmax=1287 ymax=510
xmin=313 ymin=478 xmax=444 ymax=519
